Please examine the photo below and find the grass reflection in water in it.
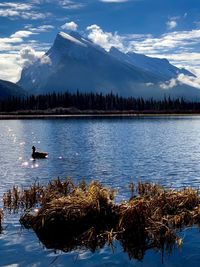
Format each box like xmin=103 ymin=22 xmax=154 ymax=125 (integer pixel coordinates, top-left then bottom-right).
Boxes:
xmin=2 ymin=178 xmax=200 ymax=261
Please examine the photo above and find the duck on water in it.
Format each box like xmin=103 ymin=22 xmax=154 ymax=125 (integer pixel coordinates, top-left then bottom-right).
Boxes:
xmin=32 ymin=146 xmax=48 ymax=159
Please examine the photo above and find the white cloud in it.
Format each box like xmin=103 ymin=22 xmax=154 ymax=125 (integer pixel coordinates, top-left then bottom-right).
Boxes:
xmin=149 ymin=53 xmax=200 ymax=72
xmin=0 ymin=9 xmax=49 ymax=20
xmin=0 ymin=29 xmax=47 ymax=82
xmin=36 ymin=25 xmax=54 ymax=32
xmin=25 ymin=25 xmax=55 ymax=33
xmin=0 ymin=3 xmax=32 ymax=10
xmin=86 ymin=24 xmax=124 ymax=51
xmin=11 ymin=30 xmax=35 ymax=38
xmin=40 ymin=55 xmax=51 ymax=65
xmin=0 ymin=49 xmax=45 ymax=82
xmin=99 ymin=0 xmax=129 ymax=2
xmin=87 ymin=24 xmax=200 ymax=54
xmin=59 ymin=0 xmax=84 ymax=9
xmin=2 ymin=22 xmax=200 ymax=86
xmin=61 ymin=21 xmax=78 ymax=31
xmin=86 ymin=23 xmax=200 ymax=55
xmin=18 ymin=46 xmax=43 ymax=68
xmin=0 ymin=30 xmax=36 ymax=52
xmin=0 ymin=53 xmax=21 ymax=82
xmin=85 ymin=24 xmax=200 ymax=86
xmin=0 ymin=28 xmax=50 ymax=52
xmin=177 ymin=73 xmax=200 ymax=89
xmin=159 ymin=73 xmax=200 ymax=90
xmin=19 ymin=46 xmax=40 ymax=67
xmin=0 ymin=2 xmax=51 ymax=20
xmin=127 ymin=29 xmax=200 ymax=55
xmin=30 ymin=0 xmax=53 ymax=3
xmin=166 ymin=20 xmax=177 ymax=30
xmin=160 ymin=78 xmax=178 ymax=89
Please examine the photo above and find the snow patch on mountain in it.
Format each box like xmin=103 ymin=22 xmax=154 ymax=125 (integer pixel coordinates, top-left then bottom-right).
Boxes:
xmin=109 ymin=46 xmax=195 ymax=80
xmin=58 ymin=31 xmax=87 ymax=47
xmin=18 ymin=31 xmax=200 ymax=100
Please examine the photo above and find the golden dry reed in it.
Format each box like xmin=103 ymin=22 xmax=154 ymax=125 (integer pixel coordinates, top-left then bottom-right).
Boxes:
xmin=0 ymin=209 xmax=3 ymax=232
xmin=3 ymin=179 xmax=200 ymax=260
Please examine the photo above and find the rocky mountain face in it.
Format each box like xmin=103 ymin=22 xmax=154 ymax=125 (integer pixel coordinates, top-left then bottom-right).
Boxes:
xmin=18 ymin=31 xmax=200 ymax=100
xmin=0 ymin=79 xmax=26 ymax=100
xmin=109 ymin=47 xmax=194 ymax=80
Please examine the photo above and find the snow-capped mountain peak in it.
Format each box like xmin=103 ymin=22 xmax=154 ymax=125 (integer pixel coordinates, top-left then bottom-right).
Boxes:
xmin=57 ymin=31 xmax=87 ymax=47
xmin=18 ymin=31 xmax=200 ymax=100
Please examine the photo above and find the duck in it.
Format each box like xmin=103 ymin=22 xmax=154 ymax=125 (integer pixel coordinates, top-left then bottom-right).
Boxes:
xmin=32 ymin=146 xmax=48 ymax=159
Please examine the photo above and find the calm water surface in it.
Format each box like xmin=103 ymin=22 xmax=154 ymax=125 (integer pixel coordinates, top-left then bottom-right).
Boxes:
xmin=1 ymin=117 xmax=200 ymax=266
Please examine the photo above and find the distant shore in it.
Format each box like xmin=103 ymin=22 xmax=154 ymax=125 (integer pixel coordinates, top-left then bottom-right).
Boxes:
xmin=1 ymin=110 xmax=200 ymax=119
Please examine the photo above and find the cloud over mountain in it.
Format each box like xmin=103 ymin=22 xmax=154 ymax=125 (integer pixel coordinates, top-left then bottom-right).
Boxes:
xmin=87 ymin=24 xmax=123 ymax=51
xmin=17 ymin=31 xmax=200 ymax=100
xmin=61 ymin=21 xmax=78 ymax=31
xmin=19 ymin=46 xmax=40 ymax=67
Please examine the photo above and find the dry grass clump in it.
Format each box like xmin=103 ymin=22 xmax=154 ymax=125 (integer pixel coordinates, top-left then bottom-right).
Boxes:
xmin=3 ymin=178 xmax=76 ymax=211
xmin=4 ymin=180 xmax=200 ymax=260
xmin=19 ymin=180 xmax=117 ymax=251
xmin=40 ymin=177 xmax=75 ymax=204
xmin=3 ymin=183 xmax=43 ymax=211
xmin=118 ymin=183 xmax=200 ymax=260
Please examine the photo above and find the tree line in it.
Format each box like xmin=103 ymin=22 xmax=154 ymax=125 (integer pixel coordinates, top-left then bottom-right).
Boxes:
xmin=1 ymin=91 xmax=200 ymax=113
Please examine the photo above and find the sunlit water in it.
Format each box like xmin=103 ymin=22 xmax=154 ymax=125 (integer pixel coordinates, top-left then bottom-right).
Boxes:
xmin=1 ymin=117 xmax=200 ymax=266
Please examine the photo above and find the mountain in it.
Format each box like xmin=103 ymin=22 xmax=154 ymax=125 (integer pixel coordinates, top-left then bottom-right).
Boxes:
xmin=18 ymin=31 xmax=200 ymax=100
xmin=109 ymin=47 xmax=195 ymax=80
xmin=0 ymin=79 xmax=26 ymax=100
xmin=18 ymin=31 xmax=161 ymax=95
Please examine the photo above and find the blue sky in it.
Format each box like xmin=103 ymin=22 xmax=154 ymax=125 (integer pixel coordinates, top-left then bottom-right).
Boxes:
xmin=1 ymin=0 xmax=200 ymax=87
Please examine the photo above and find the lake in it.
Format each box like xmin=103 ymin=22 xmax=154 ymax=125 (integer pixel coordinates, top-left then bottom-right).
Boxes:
xmin=1 ymin=116 xmax=200 ymax=267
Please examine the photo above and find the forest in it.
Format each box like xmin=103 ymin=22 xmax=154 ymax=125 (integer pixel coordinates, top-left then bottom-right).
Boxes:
xmin=1 ymin=91 xmax=200 ymax=113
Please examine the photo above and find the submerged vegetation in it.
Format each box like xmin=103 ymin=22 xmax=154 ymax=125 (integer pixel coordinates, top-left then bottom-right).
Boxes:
xmin=3 ymin=178 xmax=200 ymax=260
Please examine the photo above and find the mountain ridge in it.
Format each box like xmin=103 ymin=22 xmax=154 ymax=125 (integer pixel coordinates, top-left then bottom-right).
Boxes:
xmin=0 ymin=79 xmax=26 ymax=100
xmin=18 ymin=31 xmax=200 ymax=100
xmin=109 ymin=46 xmax=195 ymax=80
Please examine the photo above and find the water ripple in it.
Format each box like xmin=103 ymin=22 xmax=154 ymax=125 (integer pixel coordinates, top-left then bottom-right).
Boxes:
xmin=1 ymin=117 xmax=200 ymax=266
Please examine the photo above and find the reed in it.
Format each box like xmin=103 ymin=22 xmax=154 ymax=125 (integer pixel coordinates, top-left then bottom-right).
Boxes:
xmin=117 ymin=183 xmax=200 ymax=259
xmin=3 ymin=177 xmax=76 ymax=211
xmin=4 ymin=179 xmax=200 ymax=260
xmin=3 ymin=182 xmax=44 ymax=211
xmin=19 ymin=179 xmax=117 ymax=252
xmin=0 ymin=209 xmax=3 ymax=233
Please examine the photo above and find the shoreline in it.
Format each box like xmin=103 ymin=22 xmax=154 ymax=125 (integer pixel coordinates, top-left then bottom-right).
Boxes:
xmin=1 ymin=112 xmax=200 ymax=119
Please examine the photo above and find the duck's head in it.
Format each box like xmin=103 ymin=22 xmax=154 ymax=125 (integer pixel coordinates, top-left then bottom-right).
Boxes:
xmin=32 ymin=146 xmax=36 ymax=152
